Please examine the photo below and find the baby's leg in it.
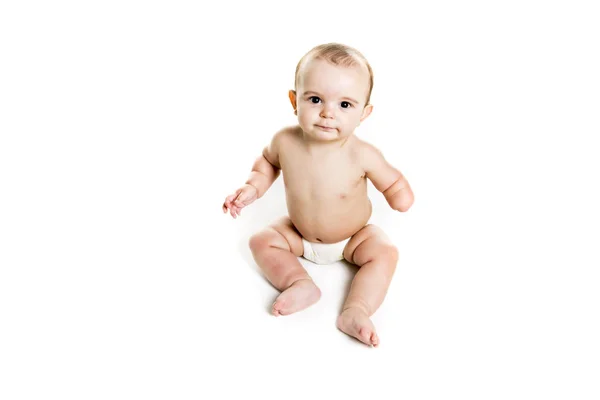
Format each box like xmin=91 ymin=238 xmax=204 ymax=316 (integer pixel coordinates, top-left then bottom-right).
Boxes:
xmin=338 ymin=225 xmax=399 ymax=347
xmin=249 ymin=216 xmax=321 ymax=316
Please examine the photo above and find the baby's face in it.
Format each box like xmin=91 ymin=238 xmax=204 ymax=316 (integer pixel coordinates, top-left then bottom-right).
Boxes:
xmin=293 ymin=58 xmax=372 ymax=142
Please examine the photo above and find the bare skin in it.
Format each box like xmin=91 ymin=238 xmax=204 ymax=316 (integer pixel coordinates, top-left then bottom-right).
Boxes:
xmin=223 ymin=55 xmax=414 ymax=346
xmin=248 ymin=216 xmax=322 ymax=317
xmin=338 ymin=224 xmax=399 ymax=347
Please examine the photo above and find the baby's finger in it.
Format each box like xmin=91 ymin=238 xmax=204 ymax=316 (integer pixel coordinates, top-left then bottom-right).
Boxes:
xmin=225 ymin=194 xmax=237 ymax=204
xmin=226 ymin=189 xmax=242 ymax=202
xmin=234 ymin=192 xmax=244 ymax=204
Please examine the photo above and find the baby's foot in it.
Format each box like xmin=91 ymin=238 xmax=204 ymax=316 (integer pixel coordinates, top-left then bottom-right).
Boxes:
xmin=336 ymin=307 xmax=379 ymax=347
xmin=272 ymin=279 xmax=321 ymax=317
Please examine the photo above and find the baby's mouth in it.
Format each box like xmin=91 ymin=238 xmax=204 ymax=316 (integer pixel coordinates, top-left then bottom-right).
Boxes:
xmin=316 ymin=125 xmax=336 ymax=132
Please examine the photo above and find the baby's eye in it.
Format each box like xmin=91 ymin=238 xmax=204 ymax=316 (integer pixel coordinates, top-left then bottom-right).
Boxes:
xmin=309 ymin=96 xmax=321 ymax=104
xmin=341 ymin=101 xmax=352 ymax=109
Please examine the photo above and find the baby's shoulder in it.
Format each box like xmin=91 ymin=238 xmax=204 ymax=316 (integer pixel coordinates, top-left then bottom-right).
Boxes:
xmin=349 ymin=136 xmax=384 ymax=163
xmin=270 ymin=125 xmax=303 ymax=152
xmin=274 ymin=124 xmax=302 ymax=143
xmin=263 ymin=125 xmax=302 ymax=167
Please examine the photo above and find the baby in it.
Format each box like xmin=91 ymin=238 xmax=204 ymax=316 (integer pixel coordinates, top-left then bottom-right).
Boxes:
xmin=222 ymin=43 xmax=414 ymax=347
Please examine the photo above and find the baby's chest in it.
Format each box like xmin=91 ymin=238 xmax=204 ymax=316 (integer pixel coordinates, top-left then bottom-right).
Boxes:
xmin=282 ymin=160 xmax=366 ymax=198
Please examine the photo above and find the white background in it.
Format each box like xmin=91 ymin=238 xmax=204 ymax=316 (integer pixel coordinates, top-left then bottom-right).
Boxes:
xmin=1 ymin=1 xmax=599 ymax=399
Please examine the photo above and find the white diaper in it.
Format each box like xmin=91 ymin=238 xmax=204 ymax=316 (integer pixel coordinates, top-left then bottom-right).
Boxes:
xmin=302 ymin=237 xmax=351 ymax=265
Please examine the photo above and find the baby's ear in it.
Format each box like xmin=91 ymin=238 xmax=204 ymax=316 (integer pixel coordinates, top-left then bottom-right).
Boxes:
xmin=360 ymin=104 xmax=373 ymax=122
xmin=288 ymin=90 xmax=297 ymax=115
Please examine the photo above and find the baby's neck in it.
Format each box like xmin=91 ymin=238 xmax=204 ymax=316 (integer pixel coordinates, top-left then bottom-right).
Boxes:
xmin=302 ymin=133 xmax=355 ymax=154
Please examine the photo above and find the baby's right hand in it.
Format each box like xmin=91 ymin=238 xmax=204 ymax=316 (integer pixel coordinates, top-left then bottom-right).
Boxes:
xmin=222 ymin=184 xmax=258 ymax=219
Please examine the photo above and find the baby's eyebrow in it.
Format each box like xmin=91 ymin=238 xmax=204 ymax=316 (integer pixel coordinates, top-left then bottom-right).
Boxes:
xmin=303 ymin=91 xmax=322 ymax=97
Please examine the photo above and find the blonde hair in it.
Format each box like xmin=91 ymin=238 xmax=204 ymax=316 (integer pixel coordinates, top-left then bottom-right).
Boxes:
xmin=294 ymin=43 xmax=374 ymax=105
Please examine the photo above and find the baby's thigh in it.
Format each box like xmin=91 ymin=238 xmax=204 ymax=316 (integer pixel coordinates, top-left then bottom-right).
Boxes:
xmin=250 ymin=216 xmax=304 ymax=257
xmin=343 ymin=224 xmax=397 ymax=266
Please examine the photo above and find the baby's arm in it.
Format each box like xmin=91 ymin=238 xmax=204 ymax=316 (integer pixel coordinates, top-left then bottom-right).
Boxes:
xmin=362 ymin=142 xmax=414 ymax=212
xmin=222 ymin=131 xmax=282 ymax=218
xmin=247 ymin=134 xmax=281 ymax=198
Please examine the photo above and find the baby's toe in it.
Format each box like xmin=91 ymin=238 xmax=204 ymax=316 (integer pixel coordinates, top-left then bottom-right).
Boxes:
xmin=371 ymin=332 xmax=379 ymax=347
xmin=358 ymin=327 xmax=374 ymax=345
xmin=272 ymin=299 xmax=285 ymax=316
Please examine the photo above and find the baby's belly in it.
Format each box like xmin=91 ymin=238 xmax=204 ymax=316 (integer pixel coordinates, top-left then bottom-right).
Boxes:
xmin=286 ymin=195 xmax=372 ymax=243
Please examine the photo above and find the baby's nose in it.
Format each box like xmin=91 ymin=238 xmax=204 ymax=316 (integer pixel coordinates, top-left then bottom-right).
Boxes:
xmin=320 ymin=105 xmax=335 ymax=118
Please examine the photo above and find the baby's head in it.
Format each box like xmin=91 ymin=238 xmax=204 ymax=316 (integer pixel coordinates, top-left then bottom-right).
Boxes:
xmin=294 ymin=43 xmax=374 ymax=105
xmin=289 ymin=43 xmax=374 ymax=142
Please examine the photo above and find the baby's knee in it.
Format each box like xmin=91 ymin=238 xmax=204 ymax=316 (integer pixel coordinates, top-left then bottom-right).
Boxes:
xmin=379 ymin=244 xmax=399 ymax=266
xmin=248 ymin=228 xmax=281 ymax=253
xmin=249 ymin=231 xmax=267 ymax=253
